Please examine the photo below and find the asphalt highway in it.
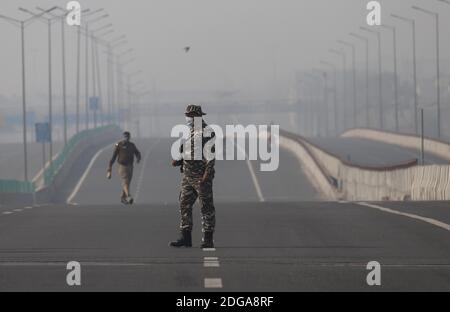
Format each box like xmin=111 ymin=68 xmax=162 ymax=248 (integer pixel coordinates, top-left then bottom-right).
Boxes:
xmin=0 ymin=138 xmax=449 ymax=291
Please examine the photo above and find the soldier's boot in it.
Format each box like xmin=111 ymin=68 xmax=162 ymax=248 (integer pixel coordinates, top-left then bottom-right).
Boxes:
xmin=169 ymin=229 xmax=192 ymax=247
xmin=201 ymin=231 xmax=214 ymax=249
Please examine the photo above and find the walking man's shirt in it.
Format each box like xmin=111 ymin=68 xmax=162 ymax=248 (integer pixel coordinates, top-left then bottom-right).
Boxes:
xmin=107 ymin=131 xmax=141 ymax=205
xmin=170 ymin=104 xmax=216 ymax=249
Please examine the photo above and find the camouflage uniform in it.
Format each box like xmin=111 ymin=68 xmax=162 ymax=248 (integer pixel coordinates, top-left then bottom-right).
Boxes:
xmin=177 ymin=122 xmax=216 ymax=233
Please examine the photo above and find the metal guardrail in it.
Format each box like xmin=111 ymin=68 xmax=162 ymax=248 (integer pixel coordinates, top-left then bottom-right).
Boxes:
xmin=0 ymin=125 xmax=119 ymax=195
xmin=0 ymin=179 xmax=35 ymax=194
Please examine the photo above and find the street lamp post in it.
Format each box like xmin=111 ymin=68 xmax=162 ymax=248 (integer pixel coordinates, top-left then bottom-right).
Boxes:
xmin=0 ymin=17 xmax=28 ymax=181
xmin=135 ymin=90 xmax=150 ymax=139
xmin=329 ymin=49 xmax=346 ymax=134
xmin=19 ymin=7 xmax=61 ymax=169
xmin=95 ymin=41 xmax=105 ymax=126
xmin=381 ymin=24 xmax=399 ymax=132
xmin=106 ymin=36 xmax=127 ymax=125
xmin=127 ymin=71 xmax=143 ymax=132
xmin=60 ymin=13 xmax=67 ymax=143
xmin=361 ymin=27 xmax=383 ymax=130
xmin=321 ymin=61 xmax=338 ymax=136
xmin=91 ymin=33 xmax=98 ymax=128
xmin=321 ymin=71 xmax=329 ymax=136
xmin=300 ymin=80 xmax=312 ymax=136
xmin=118 ymin=60 xmax=136 ymax=130
xmin=89 ymin=24 xmax=112 ymax=128
xmin=1 ymin=7 xmax=57 ymax=181
xmin=91 ymin=28 xmax=114 ymax=127
xmin=412 ymin=6 xmax=441 ymax=138
xmin=115 ymin=48 xmax=133 ymax=128
xmin=36 ymin=6 xmax=85 ymax=145
xmin=75 ymin=8 xmax=103 ymax=133
xmin=37 ymin=7 xmax=68 ymax=145
xmin=84 ymin=13 xmax=109 ymax=130
xmin=76 ymin=22 xmax=81 ymax=133
xmin=305 ymin=73 xmax=323 ymax=137
xmin=391 ymin=14 xmax=419 ymax=134
xmin=350 ymin=33 xmax=370 ymax=128
xmin=303 ymin=75 xmax=317 ymax=136
xmin=127 ymin=80 xmax=143 ymax=133
xmin=313 ymin=68 xmax=329 ymax=137
xmin=338 ymin=40 xmax=357 ymax=129
xmin=106 ymin=43 xmax=113 ymax=124
xmin=85 ymin=21 xmax=89 ymax=130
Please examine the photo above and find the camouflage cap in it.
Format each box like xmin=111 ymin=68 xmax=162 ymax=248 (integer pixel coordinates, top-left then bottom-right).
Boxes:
xmin=185 ymin=104 xmax=206 ymax=116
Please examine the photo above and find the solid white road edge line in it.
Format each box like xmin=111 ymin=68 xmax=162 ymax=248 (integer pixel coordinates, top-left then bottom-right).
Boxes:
xmin=66 ymin=145 xmax=110 ymax=204
xmin=231 ymin=115 xmax=265 ymax=202
xmin=32 ymin=152 xmax=59 ymax=183
xmin=235 ymin=141 xmax=265 ymax=202
xmin=358 ymin=202 xmax=450 ymax=232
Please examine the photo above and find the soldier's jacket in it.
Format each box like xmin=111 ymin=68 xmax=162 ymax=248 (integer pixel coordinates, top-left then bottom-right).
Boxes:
xmin=109 ymin=140 xmax=141 ymax=167
xmin=174 ymin=121 xmax=215 ymax=179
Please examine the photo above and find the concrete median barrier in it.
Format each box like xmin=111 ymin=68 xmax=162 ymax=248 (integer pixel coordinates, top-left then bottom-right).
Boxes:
xmin=280 ymin=129 xmax=450 ymax=201
xmin=279 ymin=132 xmax=338 ymax=200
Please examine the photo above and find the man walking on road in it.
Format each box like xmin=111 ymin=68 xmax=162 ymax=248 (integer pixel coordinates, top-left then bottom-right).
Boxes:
xmin=107 ymin=131 xmax=141 ymax=205
xmin=170 ymin=105 xmax=216 ymax=248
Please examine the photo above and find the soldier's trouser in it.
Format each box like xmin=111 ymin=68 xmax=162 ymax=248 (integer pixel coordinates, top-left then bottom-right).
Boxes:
xmin=179 ymin=175 xmax=216 ymax=232
xmin=118 ymin=164 xmax=133 ymax=198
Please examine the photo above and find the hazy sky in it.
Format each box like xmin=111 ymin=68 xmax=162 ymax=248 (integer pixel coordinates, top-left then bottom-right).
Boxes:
xmin=1 ymin=0 xmax=450 ymax=105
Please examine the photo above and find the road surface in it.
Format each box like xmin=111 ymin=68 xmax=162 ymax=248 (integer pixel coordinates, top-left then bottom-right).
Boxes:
xmin=0 ymin=138 xmax=449 ymax=291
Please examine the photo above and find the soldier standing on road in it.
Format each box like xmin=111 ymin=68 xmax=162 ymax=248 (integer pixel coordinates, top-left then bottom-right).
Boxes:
xmin=170 ymin=105 xmax=216 ymax=248
xmin=107 ymin=131 xmax=141 ymax=205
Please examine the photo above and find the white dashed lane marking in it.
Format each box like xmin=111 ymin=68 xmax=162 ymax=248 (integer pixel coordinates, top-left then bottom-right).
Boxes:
xmin=202 ymin=246 xmax=222 ymax=288
xmin=2 ymin=205 xmax=39 ymax=216
xmin=204 ymin=257 xmax=220 ymax=268
xmin=204 ymin=278 xmax=223 ymax=288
